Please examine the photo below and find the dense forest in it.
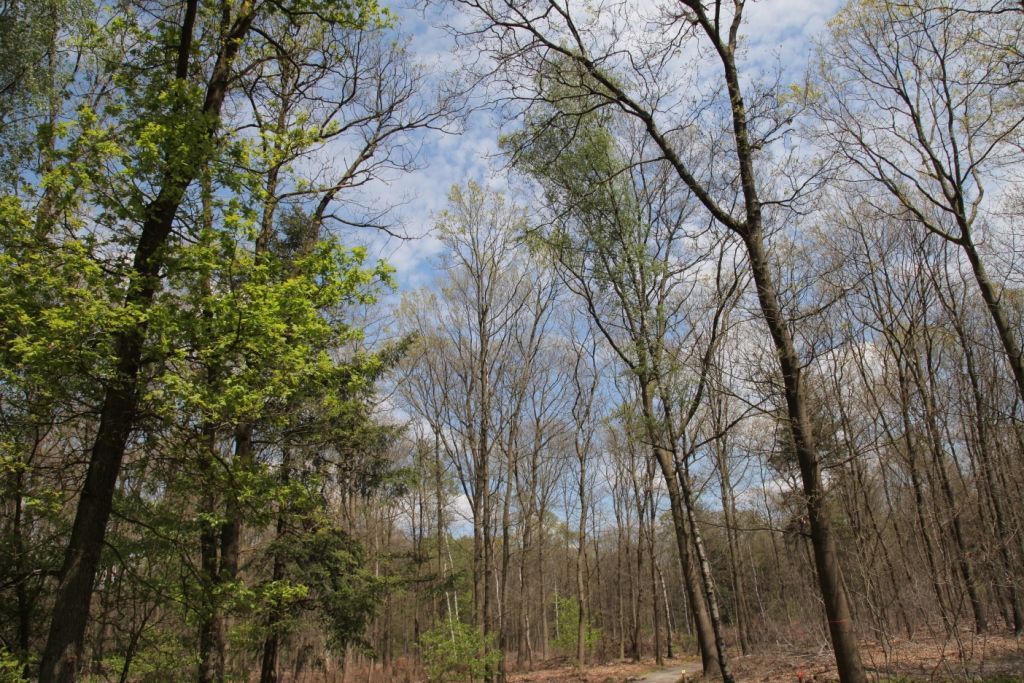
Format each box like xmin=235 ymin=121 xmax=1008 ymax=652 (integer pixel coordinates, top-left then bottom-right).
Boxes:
xmin=1 ymin=0 xmax=1023 ymax=681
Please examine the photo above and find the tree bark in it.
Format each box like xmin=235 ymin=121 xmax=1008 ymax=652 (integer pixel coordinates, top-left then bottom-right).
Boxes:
xmin=38 ymin=3 xmax=255 ymax=679
xmin=638 ymin=383 xmax=719 ymax=676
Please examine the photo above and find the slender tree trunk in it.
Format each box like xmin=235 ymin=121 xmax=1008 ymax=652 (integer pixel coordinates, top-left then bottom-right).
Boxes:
xmin=260 ymin=448 xmax=293 ymax=683
xmin=500 ymin=461 xmax=512 ymax=680
xmin=199 ymin=431 xmax=226 ymax=683
xmin=13 ymin=463 xmax=31 ymax=667
xmin=658 ymin=564 xmax=674 ymax=659
xmin=953 ymin=314 xmax=1023 ymax=633
xmin=639 ymin=384 xmax=718 ymax=676
xmin=517 ymin=482 xmax=533 ymax=666
xmin=911 ymin=341 xmax=988 ymax=633
xmin=678 ymin=465 xmax=733 ymax=683
xmin=615 ymin=496 xmax=626 ymax=661
xmin=632 ymin=534 xmax=642 ymax=662
xmin=646 ymin=482 xmax=662 ymax=666
xmin=576 ymin=472 xmax=587 ymax=666
xmin=718 ymin=444 xmax=750 ymax=655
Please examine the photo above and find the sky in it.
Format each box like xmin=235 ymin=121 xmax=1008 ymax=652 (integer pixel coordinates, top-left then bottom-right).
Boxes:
xmin=351 ymin=0 xmax=847 ymax=297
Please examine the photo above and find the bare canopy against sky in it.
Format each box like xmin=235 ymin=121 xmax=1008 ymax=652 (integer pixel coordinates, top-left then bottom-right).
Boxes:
xmin=362 ymin=0 xmax=845 ymax=290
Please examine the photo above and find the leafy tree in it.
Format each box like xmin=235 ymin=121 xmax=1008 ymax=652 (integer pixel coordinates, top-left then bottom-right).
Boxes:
xmin=0 ymin=0 xmax=443 ymax=679
xmin=551 ymin=596 xmax=599 ymax=662
xmin=419 ymin=620 xmax=501 ymax=683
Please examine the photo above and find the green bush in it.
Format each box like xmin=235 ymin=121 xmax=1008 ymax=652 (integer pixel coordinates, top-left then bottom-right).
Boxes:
xmin=0 ymin=649 xmax=26 ymax=683
xmin=551 ymin=596 xmax=600 ymax=661
xmin=419 ymin=619 xmax=501 ymax=682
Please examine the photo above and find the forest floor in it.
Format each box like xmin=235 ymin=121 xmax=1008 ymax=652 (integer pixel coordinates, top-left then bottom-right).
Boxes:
xmin=729 ymin=630 xmax=1023 ymax=681
xmin=508 ymin=659 xmax=700 ymax=682
xmin=506 ymin=632 xmax=1024 ymax=682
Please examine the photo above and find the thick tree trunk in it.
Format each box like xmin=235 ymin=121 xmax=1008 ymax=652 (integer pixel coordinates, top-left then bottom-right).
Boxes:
xmin=741 ymin=230 xmax=866 ymax=683
xmin=961 ymin=235 xmax=1024 ymax=406
xmin=38 ymin=245 xmax=164 ymax=683
xmin=199 ymin=509 xmax=226 ymax=683
xmin=37 ymin=3 xmax=253 ymax=679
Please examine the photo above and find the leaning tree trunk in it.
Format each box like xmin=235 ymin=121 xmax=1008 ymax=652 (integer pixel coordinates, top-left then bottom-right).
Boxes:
xmin=959 ymin=231 xmax=1024 ymax=408
xmin=651 ymin=450 xmax=717 ymax=673
xmin=741 ymin=229 xmax=866 ymax=683
xmin=678 ymin=464 xmax=734 ymax=683
xmin=638 ymin=384 xmax=719 ymax=676
xmin=38 ymin=3 xmax=255 ymax=679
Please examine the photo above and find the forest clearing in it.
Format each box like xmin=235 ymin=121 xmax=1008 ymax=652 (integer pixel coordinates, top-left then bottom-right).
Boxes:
xmin=2 ymin=0 xmax=1024 ymax=681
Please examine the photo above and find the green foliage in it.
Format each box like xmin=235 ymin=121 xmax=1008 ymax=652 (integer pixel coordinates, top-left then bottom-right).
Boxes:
xmin=269 ymin=521 xmax=387 ymax=650
xmin=419 ymin=620 xmax=501 ymax=683
xmin=499 ymin=55 xmax=651 ymax=304
xmin=148 ymin=223 xmax=392 ymax=426
xmin=0 ymin=0 xmax=92 ymax=187
xmin=0 ymin=197 xmax=120 ymax=398
xmin=0 ymin=0 xmax=414 ymax=673
xmin=551 ymin=596 xmax=600 ymax=660
xmin=84 ymin=626 xmax=195 ymax=683
xmin=0 ymin=648 xmax=26 ymax=683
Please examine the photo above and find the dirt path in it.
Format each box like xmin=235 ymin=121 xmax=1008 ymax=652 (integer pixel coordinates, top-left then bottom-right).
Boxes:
xmin=632 ymin=661 xmax=702 ymax=682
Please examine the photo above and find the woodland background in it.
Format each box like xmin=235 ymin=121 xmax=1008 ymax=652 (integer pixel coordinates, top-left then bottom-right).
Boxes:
xmin=1 ymin=0 xmax=1023 ymax=682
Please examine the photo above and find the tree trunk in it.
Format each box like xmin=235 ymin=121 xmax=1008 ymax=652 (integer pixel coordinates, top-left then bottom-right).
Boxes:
xmin=260 ymin=448 xmax=293 ymax=683
xmin=678 ymin=465 xmax=733 ymax=683
xmin=38 ymin=2 xmax=254 ymax=678
xmin=961 ymin=234 xmax=1024 ymax=406
xmin=658 ymin=564 xmax=674 ymax=659
xmin=576 ymin=476 xmax=587 ymax=666
xmin=199 ymin=501 xmax=226 ymax=683
xmin=953 ymin=312 xmax=1022 ymax=633
xmin=639 ymin=384 xmax=718 ymax=676
xmin=740 ymin=229 xmax=866 ymax=683
xmin=716 ymin=436 xmax=750 ymax=655
xmin=647 ymin=482 xmax=662 ymax=666
xmin=910 ymin=340 xmax=988 ymax=633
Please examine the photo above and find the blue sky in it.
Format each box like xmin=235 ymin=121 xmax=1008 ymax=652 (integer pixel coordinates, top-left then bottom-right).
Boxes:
xmin=357 ymin=0 xmax=846 ymax=295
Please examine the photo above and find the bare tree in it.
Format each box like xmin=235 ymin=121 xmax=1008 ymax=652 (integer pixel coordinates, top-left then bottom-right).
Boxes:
xmin=446 ymin=1 xmax=869 ymax=677
xmin=814 ymin=0 xmax=1024 ymax=405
